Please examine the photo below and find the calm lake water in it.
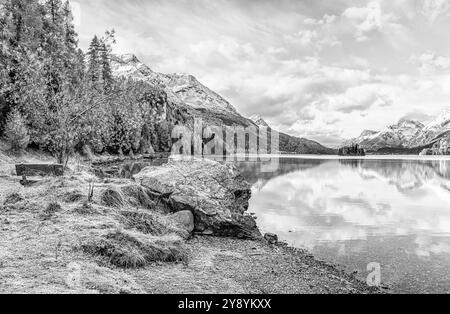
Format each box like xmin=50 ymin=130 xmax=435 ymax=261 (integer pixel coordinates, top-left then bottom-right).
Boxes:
xmin=236 ymin=156 xmax=450 ymax=294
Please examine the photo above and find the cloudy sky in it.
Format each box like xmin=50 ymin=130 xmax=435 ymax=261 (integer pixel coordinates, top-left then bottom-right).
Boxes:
xmin=74 ymin=0 xmax=450 ymax=147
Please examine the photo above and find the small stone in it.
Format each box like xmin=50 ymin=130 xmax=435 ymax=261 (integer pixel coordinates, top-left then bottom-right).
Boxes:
xmin=264 ymin=233 xmax=278 ymax=244
xmin=202 ymin=229 xmax=214 ymax=236
xmin=171 ymin=210 xmax=195 ymax=233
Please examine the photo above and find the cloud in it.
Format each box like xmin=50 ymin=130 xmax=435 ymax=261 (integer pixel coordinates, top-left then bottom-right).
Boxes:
xmin=409 ymin=51 xmax=450 ymax=75
xmin=342 ymin=1 xmax=403 ymax=42
xmin=401 ymin=110 xmax=435 ymax=123
xmin=416 ymin=0 xmax=450 ymax=24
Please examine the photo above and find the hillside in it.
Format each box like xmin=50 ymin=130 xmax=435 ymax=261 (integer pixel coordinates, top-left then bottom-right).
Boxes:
xmin=111 ymin=54 xmax=335 ymax=155
xmin=111 ymin=54 xmax=251 ymax=127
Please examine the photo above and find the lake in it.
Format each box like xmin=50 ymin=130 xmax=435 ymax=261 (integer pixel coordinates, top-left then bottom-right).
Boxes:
xmin=236 ymin=156 xmax=450 ymax=294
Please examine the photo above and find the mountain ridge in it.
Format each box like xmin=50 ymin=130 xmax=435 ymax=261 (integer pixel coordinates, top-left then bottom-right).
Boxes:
xmin=111 ymin=54 xmax=335 ymax=155
xmin=347 ymin=111 xmax=450 ymax=152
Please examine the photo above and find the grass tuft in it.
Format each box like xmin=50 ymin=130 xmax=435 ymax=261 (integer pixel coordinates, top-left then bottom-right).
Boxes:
xmin=101 ymin=187 xmax=124 ymax=208
xmin=121 ymin=210 xmax=190 ymax=239
xmin=74 ymin=202 xmax=97 ymax=215
xmin=82 ymin=230 xmax=188 ymax=268
xmin=40 ymin=202 xmax=62 ymax=220
xmin=4 ymin=192 xmax=24 ymax=205
xmin=63 ymin=190 xmax=85 ymax=203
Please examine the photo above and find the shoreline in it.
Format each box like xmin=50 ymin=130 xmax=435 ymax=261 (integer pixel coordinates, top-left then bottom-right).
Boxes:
xmin=0 ymin=176 xmax=381 ymax=295
xmin=0 ymin=148 xmax=382 ymax=294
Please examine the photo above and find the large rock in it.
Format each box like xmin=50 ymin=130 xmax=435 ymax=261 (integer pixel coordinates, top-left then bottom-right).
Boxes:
xmin=134 ymin=158 xmax=261 ymax=239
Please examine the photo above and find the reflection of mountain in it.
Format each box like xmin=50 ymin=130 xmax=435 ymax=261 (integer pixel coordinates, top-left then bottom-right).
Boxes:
xmin=246 ymin=158 xmax=450 ymax=293
xmin=246 ymin=158 xmax=450 ymax=245
xmin=237 ymin=158 xmax=329 ymax=189
xmin=339 ymin=159 xmax=450 ymax=193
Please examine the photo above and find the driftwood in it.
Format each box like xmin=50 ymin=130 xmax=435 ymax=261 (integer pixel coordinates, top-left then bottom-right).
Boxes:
xmin=15 ymin=164 xmax=64 ymax=186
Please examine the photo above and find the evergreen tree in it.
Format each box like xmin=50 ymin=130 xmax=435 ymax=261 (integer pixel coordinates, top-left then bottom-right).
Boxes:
xmin=42 ymin=0 xmax=66 ymax=95
xmin=0 ymin=0 xmax=43 ymax=133
xmin=4 ymin=108 xmax=30 ymax=151
xmin=61 ymin=0 xmax=83 ymax=87
xmin=87 ymin=30 xmax=115 ymax=90
xmin=100 ymin=42 xmax=113 ymax=90
xmin=87 ymin=35 xmax=101 ymax=84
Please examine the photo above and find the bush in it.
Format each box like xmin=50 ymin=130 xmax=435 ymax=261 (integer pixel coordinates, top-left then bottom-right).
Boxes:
xmin=3 ymin=109 xmax=30 ymax=152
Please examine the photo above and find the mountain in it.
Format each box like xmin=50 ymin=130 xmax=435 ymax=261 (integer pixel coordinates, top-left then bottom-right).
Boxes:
xmin=347 ymin=119 xmax=425 ymax=151
xmin=408 ymin=109 xmax=450 ymax=147
xmin=347 ymin=109 xmax=450 ymax=154
xmin=111 ymin=54 xmax=335 ymax=155
xmin=111 ymin=54 xmax=251 ymax=127
xmin=249 ymin=115 xmax=269 ymax=127
xmin=278 ymin=132 xmax=336 ymax=154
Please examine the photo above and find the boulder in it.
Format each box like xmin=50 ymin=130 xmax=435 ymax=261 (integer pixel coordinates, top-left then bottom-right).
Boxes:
xmin=135 ymin=158 xmax=261 ymax=239
xmin=171 ymin=210 xmax=195 ymax=233
xmin=264 ymin=233 xmax=279 ymax=244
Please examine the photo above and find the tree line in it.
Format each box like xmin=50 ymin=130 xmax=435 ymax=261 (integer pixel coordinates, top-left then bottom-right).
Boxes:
xmin=0 ymin=0 xmax=173 ymax=165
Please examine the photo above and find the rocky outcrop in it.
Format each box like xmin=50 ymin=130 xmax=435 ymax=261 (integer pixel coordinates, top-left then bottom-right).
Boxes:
xmin=134 ymin=158 xmax=261 ymax=239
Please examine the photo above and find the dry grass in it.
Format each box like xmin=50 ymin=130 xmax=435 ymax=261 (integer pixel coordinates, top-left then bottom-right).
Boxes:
xmin=63 ymin=190 xmax=85 ymax=203
xmin=74 ymin=202 xmax=98 ymax=215
xmin=120 ymin=210 xmax=189 ymax=239
xmin=81 ymin=230 xmax=188 ymax=268
xmin=101 ymin=187 xmax=125 ymax=208
xmin=3 ymin=192 xmax=24 ymax=205
xmin=39 ymin=202 xmax=62 ymax=220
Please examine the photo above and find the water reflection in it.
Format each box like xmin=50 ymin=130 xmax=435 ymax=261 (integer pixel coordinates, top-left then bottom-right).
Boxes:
xmin=236 ymin=157 xmax=450 ymax=293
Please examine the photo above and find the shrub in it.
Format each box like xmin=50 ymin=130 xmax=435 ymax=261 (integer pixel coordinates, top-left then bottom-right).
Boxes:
xmin=3 ymin=109 xmax=30 ymax=152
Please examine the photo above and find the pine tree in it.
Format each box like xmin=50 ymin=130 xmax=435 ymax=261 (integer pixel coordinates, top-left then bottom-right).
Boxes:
xmin=100 ymin=42 xmax=113 ymax=90
xmin=4 ymin=108 xmax=30 ymax=152
xmin=61 ymin=0 xmax=83 ymax=87
xmin=0 ymin=0 xmax=43 ymax=133
xmin=87 ymin=35 xmax=101 ymax=84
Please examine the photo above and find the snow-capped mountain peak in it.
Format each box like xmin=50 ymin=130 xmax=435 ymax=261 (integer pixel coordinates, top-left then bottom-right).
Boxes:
xmin=110 ymin=54 xmax=238 ymax=116
xmin=347 ymin=119 xmax=424 ymax=151
xmin=407 ymin=108 xmax=450 ymax=147
xmin=359 ymin=130 xmax=379 ymax=140
xmin=116 ymin=53 xmax=140 ymax=64
xmin=423 ymin=108 xmax=450 ymax=131
xmin=249 ymin=115 xmax=269 ymax=127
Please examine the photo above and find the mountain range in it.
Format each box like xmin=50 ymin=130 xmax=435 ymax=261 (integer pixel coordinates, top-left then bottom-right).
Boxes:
xmin=111 ymin=54 xmax=335 ymax=155
xmin=347 ymin=110 xmax=450 ymax=153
